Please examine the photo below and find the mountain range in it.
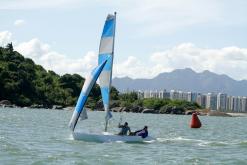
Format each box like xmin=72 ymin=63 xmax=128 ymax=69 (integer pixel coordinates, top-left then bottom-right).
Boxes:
xmin=112 ymin=68 xmax=247 ymax=96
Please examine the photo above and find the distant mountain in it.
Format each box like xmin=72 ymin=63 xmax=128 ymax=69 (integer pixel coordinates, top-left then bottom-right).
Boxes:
xmin=112 ymin=68 xmax=247 ymax=96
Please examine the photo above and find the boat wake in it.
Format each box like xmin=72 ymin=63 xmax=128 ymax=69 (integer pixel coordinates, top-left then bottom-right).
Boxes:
xmin=69 ymin=133 xmax=247 ymax=147
xmin=156 ymin=136 xmax=245 ymax=147
xmin=156 ymin=136 xmax=205 ymax=144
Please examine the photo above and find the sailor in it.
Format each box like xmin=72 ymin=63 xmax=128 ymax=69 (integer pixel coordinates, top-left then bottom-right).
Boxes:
xmin=134 ymin=126 xmax=148 ymax=138
xmin=118 ymin=122 xmax=131 ymax=135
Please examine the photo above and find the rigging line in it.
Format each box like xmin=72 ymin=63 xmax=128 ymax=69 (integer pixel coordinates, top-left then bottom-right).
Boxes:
xmin=119 ymin=109 xmax=124 ymax=125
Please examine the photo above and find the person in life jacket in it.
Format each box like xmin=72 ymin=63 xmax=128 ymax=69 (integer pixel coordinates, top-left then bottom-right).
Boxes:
xmin=134 ymin=126 xmax=148 ymax=138
xmin=118 ymin=122 xmax=131 ymax=135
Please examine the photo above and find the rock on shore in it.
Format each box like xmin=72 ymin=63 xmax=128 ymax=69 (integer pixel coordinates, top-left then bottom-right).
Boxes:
xmin=207 ymin=111 xmax=232 ymax=117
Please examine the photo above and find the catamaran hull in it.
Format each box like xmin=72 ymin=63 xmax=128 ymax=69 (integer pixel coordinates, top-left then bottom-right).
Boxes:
xmin=72 ymin=132 xmax=154 ymax=143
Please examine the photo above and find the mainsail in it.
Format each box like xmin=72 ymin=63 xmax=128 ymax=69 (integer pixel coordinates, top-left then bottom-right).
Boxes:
xmin=69 ymin=60 xmax=107 ymax=131
xmin=98 ymin=13 xmax=116 ymax=131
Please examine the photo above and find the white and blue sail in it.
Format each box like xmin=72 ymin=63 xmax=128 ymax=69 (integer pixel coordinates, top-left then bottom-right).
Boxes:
xmin=98 ymin=13 xmax=116 ymax=131
xmin=69 ymin=60 xmax=107 ymax=131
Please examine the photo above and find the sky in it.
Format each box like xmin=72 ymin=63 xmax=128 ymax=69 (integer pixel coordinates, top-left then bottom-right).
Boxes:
xmin=0 ymin=0 xmax=247 ymax=80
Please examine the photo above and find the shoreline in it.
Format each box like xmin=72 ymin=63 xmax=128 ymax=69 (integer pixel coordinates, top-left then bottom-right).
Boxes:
xmin=226 ymin=113 xmax=247 ymax=117
xmin=1 ymin=106 xmax=247 ymax=117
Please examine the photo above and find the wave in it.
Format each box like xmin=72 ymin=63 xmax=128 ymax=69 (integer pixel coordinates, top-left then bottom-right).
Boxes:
xmin=156 ymin=136 xmax=243 ymax=147
xmin=237 ymin=141 xmax=247 ymax=147
xmin=198 ymin=141 xmax=230 ymax=147
xmin=156 ymin=136 xmax=206 ymax=143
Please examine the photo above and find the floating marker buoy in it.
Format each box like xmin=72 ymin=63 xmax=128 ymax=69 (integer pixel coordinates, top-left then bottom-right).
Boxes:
xmin=190 ymin=113 xmax=202 ymax=128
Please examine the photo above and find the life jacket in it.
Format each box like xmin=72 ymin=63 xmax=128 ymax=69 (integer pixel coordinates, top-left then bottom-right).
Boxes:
xmin=137 ymin=130 xmax=148 ymax=138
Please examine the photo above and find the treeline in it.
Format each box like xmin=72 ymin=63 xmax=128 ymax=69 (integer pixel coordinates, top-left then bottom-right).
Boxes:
xmin=0 ymin=43 xmax=103 ymax=108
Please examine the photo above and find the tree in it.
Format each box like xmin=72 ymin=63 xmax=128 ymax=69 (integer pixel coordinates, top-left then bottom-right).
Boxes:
xmin=0 ymin=44 xmax=102 ymax=107
xmin=6 ymin=42 xmax=13 ymax=52
xmin=119 ymin=92 xmax=137 ymax=102
xmin=110 ymin=86 xmax=119 ymax=100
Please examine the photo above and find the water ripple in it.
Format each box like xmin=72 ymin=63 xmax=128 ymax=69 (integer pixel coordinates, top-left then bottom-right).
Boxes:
xmin=1 ymin=108 xmax=247 ymax=164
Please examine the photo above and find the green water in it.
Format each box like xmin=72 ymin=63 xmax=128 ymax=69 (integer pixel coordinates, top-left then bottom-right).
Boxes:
xmin=1 ymin=108 xmax=247 ymax=165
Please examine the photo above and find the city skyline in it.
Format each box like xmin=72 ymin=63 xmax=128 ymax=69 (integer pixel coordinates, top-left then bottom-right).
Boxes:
xmin=0 ymin=0 xmax=247 ymax=80
xmin=136 ymin=89 xmax=247 ymax=112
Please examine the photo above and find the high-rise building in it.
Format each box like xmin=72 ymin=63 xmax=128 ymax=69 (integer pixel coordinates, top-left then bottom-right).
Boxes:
xmin=232 ymin=96 xmax=240 ymax=112
xmin=227 ymin=96 xmax=233 ymax=111
xmin=241 ymin=97 xmax=247 ymax=112
xmin=158 ymin=89 xmax=170 ymax=99
xmin=196 ymin=93 xmax=206 ymax=108
xmin=206 ymin=93 xmax=217 ymax=110
xmin=158 ymin=90 xmax=165 ymax=99
xmin=191 ymin=92 xmax=198 ymax=102
xmin=144 ymin=90 xmax=151 ymax=98
xmin=150 ymin=90 xmax=159 ymax=98
xmin=187 ymin=92 xmax=198 ymax=102
xmin=170 ymin=90 xmax=179 ymax=100
xmin=187 ymin=92 xmax=192 ymax=102
xmin=178 ymin=91 xmax=188 ymax=101
xmin=236 ymin=97 xmax=241 ymax=112
xmin=144 ymin=90 xmax=163 ymax=99
xmin=217 ymin=93 xmax=227 ymax=111
xmin=164 ymin=91 xmax=170 ymax=99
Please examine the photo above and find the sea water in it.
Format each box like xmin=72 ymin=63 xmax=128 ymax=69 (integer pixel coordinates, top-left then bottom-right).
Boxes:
xmin=0 ymin=108 xmax=247 ymax=165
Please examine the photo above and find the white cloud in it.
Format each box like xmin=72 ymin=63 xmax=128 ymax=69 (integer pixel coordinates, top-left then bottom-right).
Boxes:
xmin=14 ymin=19 xmax=26 ymax=27
xmin=149 ymin=43 xmax=247 ymax=80
xmin=15 ymin=38 xmax=97 ymax=77
xmin=12 ymin=38 xmax=247 ymax=80
xmin=0 ymin=31 xmax=12 ymax=46
xmin=113 ymin=43 xmax=247 ymax=80
xmin=13 ymin=37 xmax=169 ymax=79
xmin=2 ymin=30 xmax=247 ymax=80
xmin=114 ymin=56 xmax=170 ymax=79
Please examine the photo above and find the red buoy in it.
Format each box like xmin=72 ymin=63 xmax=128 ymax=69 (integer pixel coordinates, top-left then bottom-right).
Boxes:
xmin=190 ymin=113 xmax=202 ymax=128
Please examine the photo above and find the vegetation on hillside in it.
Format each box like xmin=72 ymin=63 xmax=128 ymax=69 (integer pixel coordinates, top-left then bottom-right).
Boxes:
xmin=0 ymin=43 xmax=100 ymax=107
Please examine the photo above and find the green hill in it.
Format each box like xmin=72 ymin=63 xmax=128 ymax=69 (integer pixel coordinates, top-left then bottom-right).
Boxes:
xmin=0 ymin=43 xmax=101 ymax=108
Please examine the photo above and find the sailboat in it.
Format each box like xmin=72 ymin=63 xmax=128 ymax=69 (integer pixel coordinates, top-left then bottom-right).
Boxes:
xmin=69 ymin=12 xmax=154 ymax=142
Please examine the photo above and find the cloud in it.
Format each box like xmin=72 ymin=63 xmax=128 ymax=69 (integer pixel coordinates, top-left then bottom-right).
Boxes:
xmin=114 ymin=43 xmax=247 ymax=80
xmin=13 ymin=37 xmax=169 ymax=79
xmin=14 ymin=19 xmax=26 ymax=27
xmin=15 ymin=38 xmax=97 ymax=77
xmin=0 ymin=31 xmax=12 ymax=46
xmin=11 ymin=38 xmax=247 ymax=80
xmin=114 ymin=56 xmax=169 ymax=78
xmin=2 ymin=30 xmax=247 ymax=80
xmin=149 ymin=43 xmax=247 ymax=80
xmin=13 ymin=38 xmax=166 ymax=79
